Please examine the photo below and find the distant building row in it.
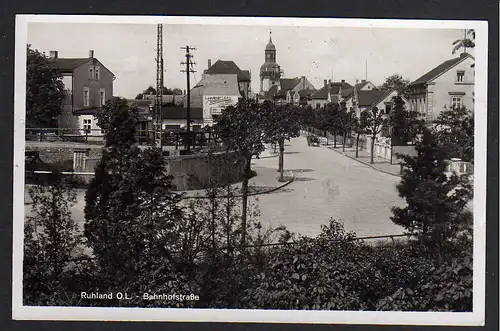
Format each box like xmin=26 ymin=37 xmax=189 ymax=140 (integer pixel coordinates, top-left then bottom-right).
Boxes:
xmin=46 ymin=36 xmax=474 ymax=137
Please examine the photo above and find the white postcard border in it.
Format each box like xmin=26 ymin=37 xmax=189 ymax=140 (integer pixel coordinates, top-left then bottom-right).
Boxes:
xmin=12 ymin=15 xmax=488 ymax=326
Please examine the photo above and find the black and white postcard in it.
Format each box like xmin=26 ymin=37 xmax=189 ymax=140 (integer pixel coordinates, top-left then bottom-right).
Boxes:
xmin=12 ymin=15 xmax=488 ymax=325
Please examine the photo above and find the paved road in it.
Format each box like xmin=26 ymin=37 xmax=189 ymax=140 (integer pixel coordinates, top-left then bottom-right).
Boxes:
xmin=250 ymin=136 xmax=406 ymax=238
xmin=24 ymin=136 xmax=406 ymax=238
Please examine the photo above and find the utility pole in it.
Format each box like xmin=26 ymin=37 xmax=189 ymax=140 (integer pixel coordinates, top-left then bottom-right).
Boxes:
xmin=181 ymin=45 xmax=196 ymax=152
xmin=155 ymin=24 xmax=164 ymax=149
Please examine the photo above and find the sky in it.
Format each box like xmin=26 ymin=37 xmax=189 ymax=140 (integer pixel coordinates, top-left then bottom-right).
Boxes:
xmin=27 ymin=22 xmax=472 ymax=99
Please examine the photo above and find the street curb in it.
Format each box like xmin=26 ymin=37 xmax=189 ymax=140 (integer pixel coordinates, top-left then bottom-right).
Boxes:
xmin=184 ymin=170 xmax=295 ymax=199
xmin=256 ymin=153 xmax=279 ymax=159
xmin=327 ymin=147 xmax=402 ymax=178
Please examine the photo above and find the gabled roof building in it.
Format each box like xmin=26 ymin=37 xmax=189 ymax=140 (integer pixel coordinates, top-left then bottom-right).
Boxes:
xmin=408 ymin=52 xmax=475 ymax=122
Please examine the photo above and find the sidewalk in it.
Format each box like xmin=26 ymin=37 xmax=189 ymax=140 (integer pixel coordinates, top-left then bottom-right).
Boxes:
xmin=325 ymin=144 xmax=402 ymax=177
xmin=183 ymin=165 xmax=294 ymax=199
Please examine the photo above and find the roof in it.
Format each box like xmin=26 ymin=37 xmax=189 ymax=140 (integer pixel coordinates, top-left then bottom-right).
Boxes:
xmin=311 ymin=86 xmax=329 ymax=99
xmin=354 ymin=81 xmax=369 ymax=90
xmin=357 ymin=90 xmax=388 ymax=107
xmin=240 ymin=70 xmax=251 ymax=81
xmin=298 ymin=89 xmax=315 ymax=98
xmin=280 ymin=78 xmax=300 ymax=92
xmin=311 ymin=82 xmax=352 ymax=100
xmin=73 ymin=107 xmax=102 ymax=116
xmin=205 ymin=60 xmax=250 ymax=81
xmin=49 ymin=57 xmax=115 ymax=76
xmin=409 ymin=53 xmax=474 ymax=86
xmin=264 ymin=85 xmax=279 ymax=99
xmin=49 ymin=58 xmax=91 ymax=71
xmin=161 ymin=106 xmax=204 ymax=120
xmin=266 ymin=35 xmax=276 ymax=51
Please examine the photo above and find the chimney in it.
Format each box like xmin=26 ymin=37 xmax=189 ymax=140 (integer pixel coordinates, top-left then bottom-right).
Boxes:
xmin=341 ymin=79 xmax=345 ymax=83
xmin=208 ymin=59 xmax=212 ymax=68
xmin=324 ymin=79 xmax=327 ymax=87
xmin=49 ymin=50 xmax=58 ymax=59
xmin=328 ymin=79 xmax=331 ymax=84
xmin=89 ymin=50 xmax=94 ymax=58
xmin=362 ymin=79 xmax=366 ymax=83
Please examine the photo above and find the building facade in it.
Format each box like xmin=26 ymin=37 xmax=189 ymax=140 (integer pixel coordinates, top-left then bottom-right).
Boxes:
xmin=50 ymin=50 xmax=115 ymax=134
xmin=408 ymin=53 xmax=475 ymax=122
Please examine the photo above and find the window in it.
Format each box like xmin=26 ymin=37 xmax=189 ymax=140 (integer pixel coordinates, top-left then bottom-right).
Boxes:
xmin=89 ymin=66 xmax=93 ymax=79
xmin=83 ymin=119 xmax=91 ymax=133
xmin=99 ymin=88 xmax=106 ymax=106
xmin=385 ymin=104 xmax=391 ymax=114
xmin=316 ymin=103 xmax=321 ymax=109
xmin=451 ymin=96 xmax=463 ymax=109
xmin=95 ymin=67 xmax=100 ymax=80
xmin=83 ymin=87 xmax=90 ymax=107
xmin=456 ymin=71 xmax=465 ymax=83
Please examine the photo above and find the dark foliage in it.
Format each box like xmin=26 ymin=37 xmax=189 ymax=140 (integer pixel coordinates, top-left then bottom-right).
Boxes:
xmin=433 ymin=106 xmax=474 ymax=163
xmin=26 ymin=45 xmax=65 ymax=128
xmin=389 ymin=95 xmax=425 ymax=146
xmin=391 ymin=127 xmax=473 ymax=262
xmin=24 ymin=174 xmax=83 ymax=305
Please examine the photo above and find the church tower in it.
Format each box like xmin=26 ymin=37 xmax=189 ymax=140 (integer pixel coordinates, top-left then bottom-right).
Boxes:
xmin=260 ymin=32 xmax=282 ymax=94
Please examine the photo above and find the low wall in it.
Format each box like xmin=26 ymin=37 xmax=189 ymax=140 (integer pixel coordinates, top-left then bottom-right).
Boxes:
xmin=166 ymin=151 xmax=246 ymax=191
xmin=392 ymin=145 xmax=417 ymax=164
xmin=25 ymin=146 xmax=247 ymax=191
xmin=25 ymin=145 xmax=102 ymax=166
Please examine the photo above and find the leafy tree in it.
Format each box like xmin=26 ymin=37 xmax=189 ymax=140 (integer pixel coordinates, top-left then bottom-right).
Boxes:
xmin=84 ymin=97 xmax=186 ymax=290
xmin=452 ymin=29 xmax=475 ymax=55
xmin=317 ymin=103 xmax=342 ymax=148
xmin=433 ymin=106 xmax=474 ymax=163
xmin=364 ymin=107 xmax=388 ymax=164
xmin=337 ymin=107 xmax=355 ymax=152
xmin=379 ymin=74 xmax=411 ymax=95
xmin=135 ymin=85 xmax=183 ymax=99
xmin=391 ymin=127 xmax=473 ymax=263
xmin=23 ymin=174 xmax=83 ymax=305
xmin=26 ymin=44 xmax=65 ymax=128
xmin=213 ymin=99 xmax=266 ymax=248
xmin=389 ymin=95 xmax=425 ymax=146
xmin=263 ymin=104 xmax=301 ymax=181
xmin=352 ymin=112 xmax=369 ymax=158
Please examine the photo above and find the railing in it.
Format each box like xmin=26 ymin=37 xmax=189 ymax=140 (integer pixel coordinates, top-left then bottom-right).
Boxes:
xmin=25 ymin=127 xmax=220 ymax=149
xmin=30 ymin=233 xmax=415 ymax=265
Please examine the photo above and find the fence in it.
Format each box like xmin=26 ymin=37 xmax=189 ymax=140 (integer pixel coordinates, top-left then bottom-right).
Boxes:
xmin=305 ymin=127 xmax=354 ymax=147
xmin=33 ymin=233 xmax=415 ymax=265
xmin=25 ymin=127 xmax=219 ymax=149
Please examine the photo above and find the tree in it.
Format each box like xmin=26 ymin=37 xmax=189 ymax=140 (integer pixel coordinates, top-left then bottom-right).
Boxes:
xmin=380 ymin=74 xmax=410 ymax=95
xmin=135 ymin=85 xmax=184 ymax=99
xmin=23 ymin=174 xmax=83 ymax=305
xmin=389 ymin=95 xmax=425 ymax=146
xmin=84 ymin=97 xmax=186 ymax=289
xmin=391 ymin=127 xmax=473 ymax=263
xmin=322 ymin=103 xmax=342 ymax=148
xmin=263 ymin=104 xmax=301 ymax=181
xmin=433 ymin=106 xmax=474 ymax=163
xmin=26 ymin=44 xmax=65 ymax=128
xmin=337 ymin=107 xmax=355 ymax=152
xmin=213 ymin=99 xmax=266 ymax=248
xmin=352 ymin=112 xmax=369 ymax=158
xmin=452 ymin=29 xmax=475 ymax=55
xmin=364 ymin=107 xmax=388 ymax=164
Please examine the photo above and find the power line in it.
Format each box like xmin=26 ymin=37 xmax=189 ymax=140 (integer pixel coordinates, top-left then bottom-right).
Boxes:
xmin=155 ymin=24 xmax=164 ymax=148
xmin=180 ymin=46 xmax=196 ymax=152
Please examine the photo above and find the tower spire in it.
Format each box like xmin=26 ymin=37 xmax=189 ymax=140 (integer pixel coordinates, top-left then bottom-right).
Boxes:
xmin=269 ymin=30 xmax=272 ymax=43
